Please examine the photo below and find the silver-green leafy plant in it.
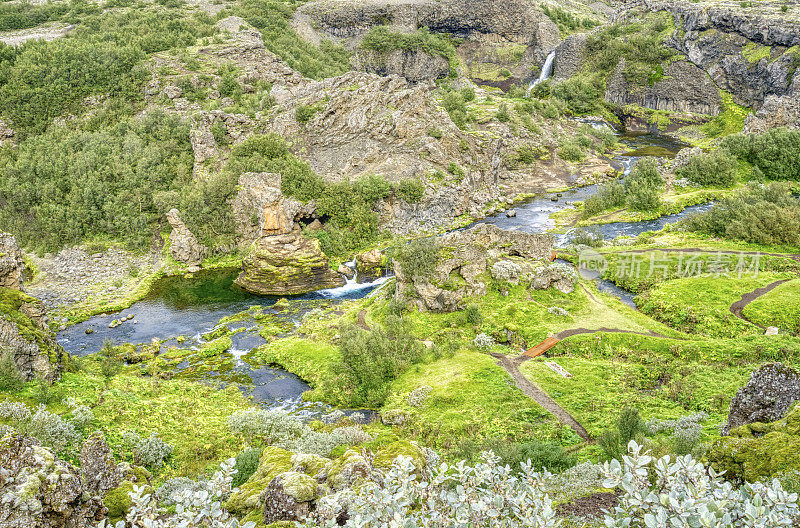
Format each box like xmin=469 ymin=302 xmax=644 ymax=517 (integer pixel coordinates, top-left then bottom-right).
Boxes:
xmin=96 ymin=458 xmax=255 ymax=528
xmin=601 ymin=441 xmax=800 ymax=527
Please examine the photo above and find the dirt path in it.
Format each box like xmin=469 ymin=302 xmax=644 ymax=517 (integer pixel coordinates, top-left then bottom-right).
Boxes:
xmin=492 ymin=353 xmax=591 ymax=441
xmin=357 ymin=310 xmax=371 ymax=331
xmin=729 ymin=279 xmax=792 ymax=328
xmin=555 ymin=327 xmax=676 ymax=340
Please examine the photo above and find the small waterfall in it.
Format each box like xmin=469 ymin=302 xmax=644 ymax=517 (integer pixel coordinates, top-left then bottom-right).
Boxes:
xmin=529 ymin=50 xmax=556 ymax=92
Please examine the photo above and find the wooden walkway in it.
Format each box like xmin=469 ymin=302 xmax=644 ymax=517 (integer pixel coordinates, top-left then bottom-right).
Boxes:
xmin=524 ymin=336 xmax=560 ymax=357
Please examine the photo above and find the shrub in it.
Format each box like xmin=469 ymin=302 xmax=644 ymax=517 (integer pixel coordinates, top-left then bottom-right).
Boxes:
xmin=496 ymin=103 xmax=511 ymax=122
xmin=681 ymin=182 xmax=800 ymax=245
xmin=232 ymin=447 xmax=261 ymax=487
xmin=427 ymin=127 xmax=443 ymax=139
xmin=0 ymin=349 xmax=24 ymax=392
xmin=295 ymin=103 xmax=321 ymax=124
xmin=463 ymin=304 xmax=483 ymax=326
xmin=217 ymin=72 xmax=241 ymax=98
xmin=599 ymin=407 xmax=645 ymax=461
xmin=123 ymin=430 xmax=174 ymax=470
xmin=389 ymin=238 xmax=440 ymax=280
xmin=473 ymin=333 xmax=495 ymax=351
xmin=674 ymin=148 xmax=738 ymax=186
xmin=721 ymin=127 xmax=800 ymax=181
xmin=26 ymin=405 xmax=81 ymax=453
xmin=332 ymin=318 xmax=426 ymax=407
xmin=395 ymin=179 xmax=426 ymax=203
xmin=227 ymin=408 xmax=305 ymax=444
xmin=559 ymin=142 xmax=585 ymax=162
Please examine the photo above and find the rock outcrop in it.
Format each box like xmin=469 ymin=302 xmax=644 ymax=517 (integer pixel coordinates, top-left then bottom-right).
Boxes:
xmin=235 ymin=230 xmax=345 ymax=295
xmin=553 ymin=33 xmax=588 ymax=81
xmin=80 ymin=432 xmax=125 ymax=497
xmin=0 ymin=434 xmax=106 ymax=528
xmin=722 ymin=363 xmax=800 ymax=435
xmin=0 ymin=233 xmax=25 ymax=291
xmin=293 ymin=0 xmax=561 ymax=83
xmin=604 ymin=59 xmax=721 ymax=116
xmin=0 ymin=233 xmax=65 ymax=382
xmin=355 ymin=249 xmax=384 ymax=283
xmin=166 ymin=209 xmax=206 ymax=268
xmin=353 ymin=48 xmax=450 ymax=82
xmin=394 ymin=225 xmax=555 ymax=312
xmin=232 ymin=173 xmax=317 ymax=246
xmin=0 ymin=118 xmax=14 ymax=146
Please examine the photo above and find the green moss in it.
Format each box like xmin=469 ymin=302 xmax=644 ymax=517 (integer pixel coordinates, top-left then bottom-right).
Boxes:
xmin=103 ymin=481 xmax=152 ymax=521
xmin=372 ymin=440 xmax=427 ymax=472
xmin=226 ymin=447 xmax=294 ymax=515
xmin=708 ymin=406 xmax=800 ymax=482
xmin=0 ymin=287 xmax=62 ymax=366
xmin=197 ymin=336 xmax=233 ymax=358
xmin=324 ymin=449 xmax=370 ymax=491
xmin=742 ymin=42 xmax=771 ymax=64
xmin=278 ymin=471 xmax=318 ymax=502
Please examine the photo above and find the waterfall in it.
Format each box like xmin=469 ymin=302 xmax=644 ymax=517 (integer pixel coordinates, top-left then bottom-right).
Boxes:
xmin=529 ymin=50 xmax=556 ymax=92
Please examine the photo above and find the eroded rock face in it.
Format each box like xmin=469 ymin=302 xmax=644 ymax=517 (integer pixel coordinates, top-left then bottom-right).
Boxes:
xmin=0 ymin=232 xmax=25 ymax=290
xmin=166 ymin=209 xmax=206 ymax=267
xmin=232 ymin=173 xmax=316 ymax=246
xmin=355 ymin=249 xmax=384 ymax=283
xmin=604 ymin=59 xmax=721 ymax=116
xmin=353 ymin=48 xmax=450 ymax=82
xmin=723 ymin=363 xmax=800 ymax=435
xmin=553 ymin=33 xmax=588 ymax=81
xmin=235 ymin=231 xmax=345 ymax=295
xmin=0 ymin=434 xmax=106 ymax=528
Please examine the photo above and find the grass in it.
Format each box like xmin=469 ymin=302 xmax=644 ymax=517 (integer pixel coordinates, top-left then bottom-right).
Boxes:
xmin=636 ymin=273 xmax=795 ymax=337
xmin=742 ymin=279 xmax=800 ymax=333
xmin=4 ymin=360 xmax=252 ymax=480
xmin=382 ymin=350 xmax=564 ymax=448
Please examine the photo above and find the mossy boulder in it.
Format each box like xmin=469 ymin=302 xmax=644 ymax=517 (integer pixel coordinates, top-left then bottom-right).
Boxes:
xmin=372 ymin=440 xmax=427 ymax=473
xmin=226 ymin=446 xmax=294 ymax=515
xmin=709 ymin=404 xmax=800 ymax=482
xmin=261 ymin=471 xmax=320 ymax=524
xmin=291 ymin=453 xmax=328 ymax=477
xmin=103 ymin=480 xmax=153 ymax=521
xmin=324 ymin=448 xmax=372 ymax=491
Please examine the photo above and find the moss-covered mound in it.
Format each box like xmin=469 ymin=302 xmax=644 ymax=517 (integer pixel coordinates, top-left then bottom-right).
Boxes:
xmin=708 ymin=405 xmax=800 ymax=482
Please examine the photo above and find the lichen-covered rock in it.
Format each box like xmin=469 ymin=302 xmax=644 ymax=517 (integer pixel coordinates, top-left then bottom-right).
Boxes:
xmin=528 ymin=262 xmax=577 ymax=294
xmin=553 ymin=33 xmax=587 ymax=81
xmin=261 ymin=471 xmax=319 ymax=524
xmin=322 ymin=449 xmax=372 ymax=491
xmin=166 ymin=209 xmax=206 ymax=267
xmin=232 ymin=172 xmax=317 ymax=245
xmin=227 ymin=447 xmax=294 ymax=515
xmin=80 ymin=432 xmax=123 ymax=496
xmin=722 ymin=363 xmax=800 ymax=435
xmin=0 ymin=232 xmax=24 ymax=291
xmin=290 ymin=453 xmax=328 ymax=477
xmin=709 ymin=404 xmax=800 ymax=482
xmin=235 ymin=231 xmax=345 ymax=296
xmin=0 ymin=433 xmax=105 ymax=528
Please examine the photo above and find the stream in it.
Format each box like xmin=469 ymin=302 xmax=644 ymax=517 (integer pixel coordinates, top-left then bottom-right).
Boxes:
xmin=57 ymin=267 xmax=389 ymax=417
xmin=56 ymin=120 xmax=706 ymax=409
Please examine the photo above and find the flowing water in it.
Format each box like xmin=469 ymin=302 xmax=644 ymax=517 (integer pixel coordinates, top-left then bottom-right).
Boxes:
xmin=57 ymin=266 xmax=388 ymax=417
xmin=56 ymin=117 xmax=702 ymax=406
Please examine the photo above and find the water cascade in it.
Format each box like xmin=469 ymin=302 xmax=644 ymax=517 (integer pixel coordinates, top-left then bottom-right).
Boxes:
xmin=529 ymin=50 xmax=556 ymax=92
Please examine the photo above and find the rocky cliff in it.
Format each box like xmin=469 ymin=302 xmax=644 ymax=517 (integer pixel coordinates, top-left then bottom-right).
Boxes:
xmin=0 ymin=233 xmax=65 ymax=382
xmin=293 ymin=0 xmax=560 ymax=84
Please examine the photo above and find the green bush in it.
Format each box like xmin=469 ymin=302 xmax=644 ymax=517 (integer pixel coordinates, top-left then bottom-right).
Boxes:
xmin=496 ymin=103 xmax=511 ymax=122
xmin=599 ymin=407 xmax=645 ymax=461
xmin=361 ymin=26 xmax=458 ymax=76
xmin=559 ymin=142 xmax=585 ymax=162
xmin=623 ymin=158 xmax=663 ymax=211
xmin=217 ymin=72 xmax=241 ymax=98
xmin=333 ymin=319 xmax=426 ymax=407
xmin=232 ymin=447 xmax=262 ymax=487
xmin=0 ymin=349 xmax=24 ymax=392
xmin=721 ymin=128 xmax=800 ymax=181
xmin=682 ymin=182 xmax=800 ymax=245
xmin=675 ymin=148 xmax=738 ymax=187
xmin=395 ymin=179 xmax=426 ymax=204
xmin=295 ymin=103 xmax=321 ymax=124
xmin=389 ymin=238 xmax=440 ymax=281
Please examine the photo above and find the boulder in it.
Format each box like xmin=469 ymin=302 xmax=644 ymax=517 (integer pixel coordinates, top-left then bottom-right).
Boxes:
xmin=0 ymin=232 xmax=25 ymax=291
xmin=722 ymin=363 xmax=800 ymax=435
xmin=337 ymin=264 xmax=355 ymax=279
xmin=80 ymin=432 xmax=124 ymax=497
xmin=235 ymin=232 xmax=346 ymax=296
xmin=166 ymin=209 xmax=206 ymax=267
xmin=529 ymin=261 xmax=578 ymax=294
xmin=227 ymin=447 xmax=294 ymax=516
xmin=671 ymin=146 xmax=703 ymax=174
xmin=491 ymin=260 xmax=522 ymax=284
xmin=0 ymin=434 xmax=106 ymax=528
xmin=355 ymin=249 xmax=384 ymax=282
xmin=260 ymin=471 xmax=319 ymax=524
